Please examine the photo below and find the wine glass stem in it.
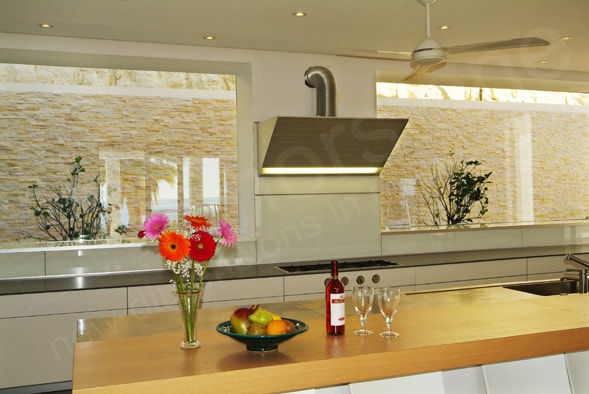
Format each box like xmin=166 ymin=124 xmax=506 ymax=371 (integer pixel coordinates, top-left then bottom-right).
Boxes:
xmin=386 ymin=316 xmax=393 ymax=332
xmin=360 ymin=314 xmax=367 ymax=330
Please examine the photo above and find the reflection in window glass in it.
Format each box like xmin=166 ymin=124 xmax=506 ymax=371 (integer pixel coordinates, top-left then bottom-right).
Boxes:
xmin=202 ymin=158 xmax=221 ymax=205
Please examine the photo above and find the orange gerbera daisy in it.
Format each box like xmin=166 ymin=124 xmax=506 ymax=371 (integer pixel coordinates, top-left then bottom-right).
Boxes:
xmin=158 ymin=231 xmax=190 ymax=262
xmin=184 ymin=215 xmax=212 ymax=230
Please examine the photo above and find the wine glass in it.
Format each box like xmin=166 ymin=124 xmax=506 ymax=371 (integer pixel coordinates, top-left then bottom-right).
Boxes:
xmin=351 ymin=286 xmax=374 ymax=336
xmin=196 ymin=203 xmax=220 ymax=227
xmin=376 ymin=287 xmax=401 ymax=338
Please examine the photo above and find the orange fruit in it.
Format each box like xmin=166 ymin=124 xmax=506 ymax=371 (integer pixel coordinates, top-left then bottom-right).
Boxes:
xmin=266 ymin=319 xmax=288 ymax=335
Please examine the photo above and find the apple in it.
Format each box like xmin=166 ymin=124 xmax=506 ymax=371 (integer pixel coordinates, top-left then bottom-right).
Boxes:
xmin=230 ymin=306 xmax=254 ymax=334
xmin=283 ymin=319 xmax=296 ymax=333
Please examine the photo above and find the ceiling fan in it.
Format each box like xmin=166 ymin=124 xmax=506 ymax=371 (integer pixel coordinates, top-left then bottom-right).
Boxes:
xmin=344 ymin=0 xmax=550 ymax=81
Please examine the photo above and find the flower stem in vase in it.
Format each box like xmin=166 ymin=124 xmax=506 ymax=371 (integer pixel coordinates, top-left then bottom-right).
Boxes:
xmin=177 ymin=289 xmax=201 ymax=349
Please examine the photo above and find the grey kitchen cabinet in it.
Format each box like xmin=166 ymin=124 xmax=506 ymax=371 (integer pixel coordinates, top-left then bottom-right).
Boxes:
xmin=414 ymin=259 xmax=528 ymax=291
xmin=0 ymin=288 xmax=127 ymax=389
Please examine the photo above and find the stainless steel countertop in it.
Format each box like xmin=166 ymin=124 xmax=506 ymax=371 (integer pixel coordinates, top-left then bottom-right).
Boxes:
xmin=2 ymin=244 xmax=587 ymax=296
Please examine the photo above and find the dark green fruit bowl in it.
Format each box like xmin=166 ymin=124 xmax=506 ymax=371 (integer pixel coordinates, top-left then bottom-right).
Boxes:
xmin=216 ymin=318 xmax=309 ymax=351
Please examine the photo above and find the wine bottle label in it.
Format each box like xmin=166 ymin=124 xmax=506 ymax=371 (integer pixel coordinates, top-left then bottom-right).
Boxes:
xmin=330 ymin=293 xmax=345 ymax=326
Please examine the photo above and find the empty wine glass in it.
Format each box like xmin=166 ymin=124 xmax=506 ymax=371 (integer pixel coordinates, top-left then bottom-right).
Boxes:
xmin=351 ymin=286 xmax=374 ymax=336
xmin=376 ymin=287 xmax=401 ymax=338
xmin=195 ymin=203 xmax=220 ymax=227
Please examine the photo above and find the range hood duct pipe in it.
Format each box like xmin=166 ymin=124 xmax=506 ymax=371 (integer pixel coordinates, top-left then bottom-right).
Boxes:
xmin=257 ymin=65 xmax=408 ymax=175
xmin=304 ymin=66 xmax=337 ymax=117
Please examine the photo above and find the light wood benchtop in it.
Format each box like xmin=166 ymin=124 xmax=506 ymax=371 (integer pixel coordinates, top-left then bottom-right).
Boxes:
xmin=73 ymin=287 xmax=589 ymax=393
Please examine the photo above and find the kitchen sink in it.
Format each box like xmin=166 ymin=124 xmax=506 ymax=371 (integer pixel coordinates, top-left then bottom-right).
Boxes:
xmin=503 ymin=279 xmax=581 ymax=296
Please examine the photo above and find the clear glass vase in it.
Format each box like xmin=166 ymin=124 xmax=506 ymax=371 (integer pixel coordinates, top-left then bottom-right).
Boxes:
xmin=177 ymin=290 xmax=201 ymax=349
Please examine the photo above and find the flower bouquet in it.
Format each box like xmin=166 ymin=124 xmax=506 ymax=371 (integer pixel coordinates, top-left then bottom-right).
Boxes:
xmin=139 ymin=213 xmax=237 ymax=349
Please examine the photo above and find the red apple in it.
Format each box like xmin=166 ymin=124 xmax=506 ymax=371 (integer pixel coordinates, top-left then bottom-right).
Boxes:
xmin=230 ymin=306 xmax=254 ymax=334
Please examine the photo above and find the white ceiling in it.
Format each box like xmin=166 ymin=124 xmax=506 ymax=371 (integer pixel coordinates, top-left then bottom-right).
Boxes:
xmin=1 ymin=0 xmax=588 ymax=91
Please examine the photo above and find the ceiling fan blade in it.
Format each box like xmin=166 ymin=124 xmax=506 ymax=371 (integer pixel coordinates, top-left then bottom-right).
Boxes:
xmin=444 ymin=37 xmax=549 ymax=55
xmin=336 ymin=47 xmax=412 ymax=62
xmin=376 ymin=49 xmax=413 ymax=57
xmin=402 ymin=62 xmax=446 ymax=82
xmin=338 ymin=47 xmax=412 ymax=58
xmin=336 ymin=54 xmax=411 ymax=62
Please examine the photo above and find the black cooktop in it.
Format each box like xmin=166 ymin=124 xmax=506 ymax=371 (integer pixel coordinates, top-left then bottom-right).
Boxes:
xmin=277 ymin=260 xmax=399 ymax=273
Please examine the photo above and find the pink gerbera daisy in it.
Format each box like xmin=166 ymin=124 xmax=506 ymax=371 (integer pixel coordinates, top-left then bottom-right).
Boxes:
xmin=141 ymin=213 xmax=169 ymax=240
xmin=216 ymin=219 xmax=237 ymax=247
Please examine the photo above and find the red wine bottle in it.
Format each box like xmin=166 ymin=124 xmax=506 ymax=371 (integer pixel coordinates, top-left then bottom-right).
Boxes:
xmin=326 ymin=260 xmax=345 ymax=335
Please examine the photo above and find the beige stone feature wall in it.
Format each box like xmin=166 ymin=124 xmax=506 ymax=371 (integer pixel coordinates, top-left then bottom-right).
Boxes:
xmin=0 ymin=65 xmax=237 ymax=242
xmin=378 ymin=101 xmax=589 ymax=227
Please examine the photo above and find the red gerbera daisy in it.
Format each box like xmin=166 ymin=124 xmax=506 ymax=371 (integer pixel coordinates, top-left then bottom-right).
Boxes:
xmin=184 ymin=215 xmax=212 ymax=230
xmin=158 ymin=231 xmax=190 ymax=262
xmin=189 ymin=231 xmax=216 ymax=262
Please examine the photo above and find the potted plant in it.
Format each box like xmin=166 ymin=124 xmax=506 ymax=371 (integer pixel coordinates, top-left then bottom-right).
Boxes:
xmin=21 ymin=156 xmax=108 ymax=241
xmin=420 ymin=152 xmax=492 ymax=226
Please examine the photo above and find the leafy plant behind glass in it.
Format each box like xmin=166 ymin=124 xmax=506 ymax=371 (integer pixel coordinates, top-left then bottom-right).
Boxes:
xmin=420 ymin=152 xmax=492 ymax=226
xmin=21 ymin=156 xmax=108 ymax=241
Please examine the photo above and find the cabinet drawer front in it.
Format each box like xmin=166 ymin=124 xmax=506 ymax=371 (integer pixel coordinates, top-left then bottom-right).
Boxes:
xmin=527 ymin=255 xmax=571 ymax=275
xmin=415 ymin=259 xmax=526 ymax=285
xmin=202 ymin=277 xmax=283 ymax=303
xmin=128 ymin=284 xmax=177 ymax=309
xmin=0 ymin=309 xmax=126 ymax=388
xmin=0 ymin=288 xmax=127 ymax=318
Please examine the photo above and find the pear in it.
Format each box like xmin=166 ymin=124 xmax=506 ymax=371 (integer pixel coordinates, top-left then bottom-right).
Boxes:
xmin=248 ymin=305 xmax=274 ymax=327
xmin=247 ymin=322 xmax=267 ymax=335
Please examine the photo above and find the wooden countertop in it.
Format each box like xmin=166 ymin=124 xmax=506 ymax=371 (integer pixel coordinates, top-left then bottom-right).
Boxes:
xmin=72 ymin=287 xmax=589 ymax=393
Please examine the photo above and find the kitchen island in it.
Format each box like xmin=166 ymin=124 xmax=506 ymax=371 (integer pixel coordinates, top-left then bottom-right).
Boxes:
xmin=72 ymin=287 xmax=589 ymax=393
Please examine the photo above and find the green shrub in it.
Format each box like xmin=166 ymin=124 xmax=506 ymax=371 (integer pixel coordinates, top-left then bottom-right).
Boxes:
xmin=420 ymin=152 xmax=492 ymax=226
xmin=23 ymin=156 xmax=107 ymax=241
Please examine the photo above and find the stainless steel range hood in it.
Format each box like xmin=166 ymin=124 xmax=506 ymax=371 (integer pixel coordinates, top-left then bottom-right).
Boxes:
xmin=258 ymin=116 xmax=408 ymax=175
xmin=257 ymin=66 xmax=408 ymax=175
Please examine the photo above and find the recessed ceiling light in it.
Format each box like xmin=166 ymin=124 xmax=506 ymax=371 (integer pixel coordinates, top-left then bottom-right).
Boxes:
xmin=438 ymin=25 xmax=450 ymax=30
xmin=538 ymin=59 xmax=548 ymax=64
xmin=293 ymin=11 xmax=306 ymax=17
xmin=204 ymin=35 xmax=216 ymax=41
xmin=560 ymin=36 xmax=573 ymax=41
xmin=39 ymin=23 xmax=53 ymax=28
